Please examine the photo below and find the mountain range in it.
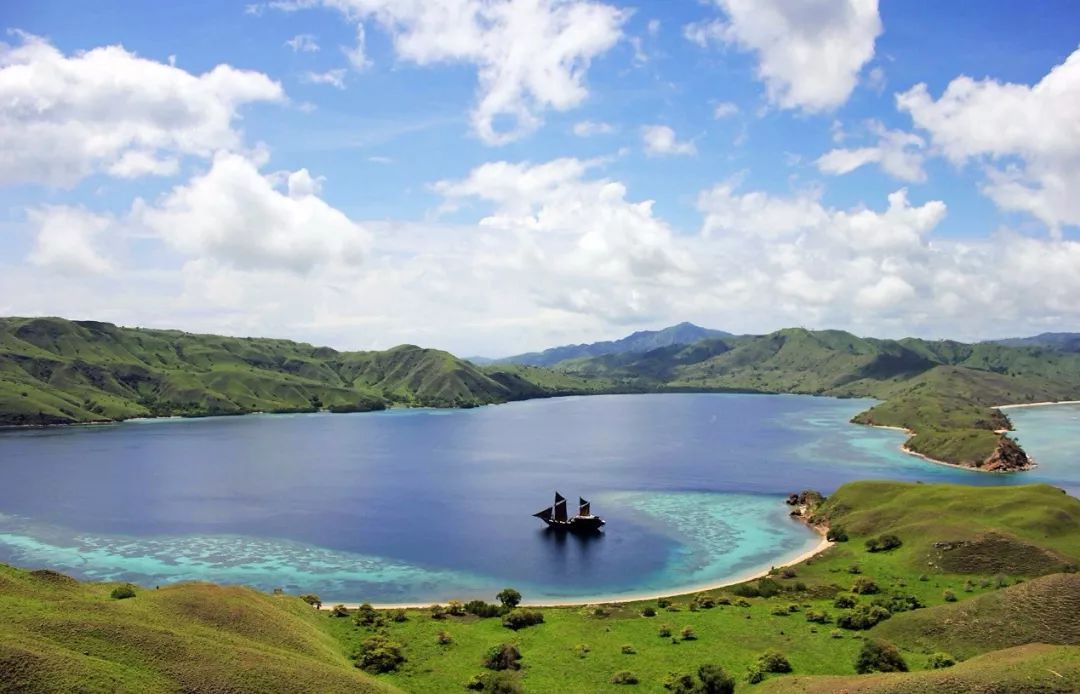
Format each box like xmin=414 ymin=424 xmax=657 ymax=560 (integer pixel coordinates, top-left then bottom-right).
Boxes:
xmin=989 ymin=332 xmax=1080 ymax=353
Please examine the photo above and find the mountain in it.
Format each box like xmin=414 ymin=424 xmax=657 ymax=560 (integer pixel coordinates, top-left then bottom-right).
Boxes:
xmin=491 ymin=322 xmax=732 ymax=367
xmin=989 ymin=332 xmax=1080 ymax=353
xmin=557 ymin=327 xmax=1080 ymax=470
xmin=0 ymin=317 xmax=613 ymax=426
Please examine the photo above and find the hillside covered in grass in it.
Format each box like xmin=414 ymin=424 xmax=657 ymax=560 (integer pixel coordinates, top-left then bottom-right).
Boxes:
xmin=556 ymin=327 xmax=1080 ymax=469
xmin=0 ymin=317 xmax=617 ymax=426
xmin=7 ymin=482 xmax=1070 ymax=692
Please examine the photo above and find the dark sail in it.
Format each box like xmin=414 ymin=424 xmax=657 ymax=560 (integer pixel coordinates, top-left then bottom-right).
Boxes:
xmin=533 ymin=506 xmax=553 ymax=520
xmin=579 ymin=497 xmax=590 ymax=516
xmin=554 ymin=492 xmax=568 ymax=522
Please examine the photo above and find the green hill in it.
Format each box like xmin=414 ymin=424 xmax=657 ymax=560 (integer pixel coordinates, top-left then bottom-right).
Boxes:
xmin=0 ymin=565 xmax=394 ymax=693
xmin=0 ymin=317 xmax=614 ymax=425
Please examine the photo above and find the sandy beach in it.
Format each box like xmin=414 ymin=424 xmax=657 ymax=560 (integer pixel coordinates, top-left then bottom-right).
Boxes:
xmin=995 ymin=400 xmax=1080 ymax=410
xmin=321 ymin=527 xmax=833 ymax=611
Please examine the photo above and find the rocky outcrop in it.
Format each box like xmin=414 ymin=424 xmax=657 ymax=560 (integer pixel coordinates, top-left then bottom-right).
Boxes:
xmin=981 ymin=435 xmax=1033 ymax=471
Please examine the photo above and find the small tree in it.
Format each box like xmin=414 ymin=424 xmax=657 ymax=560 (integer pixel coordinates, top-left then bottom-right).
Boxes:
xmin=641 ymin=606 xmax=657 ymax=617
xmin=328 ymin=604 xmax=349 ymax=618
xmin=855 ymin=640 xmax=908 ymax=674
xmin=436 ymin=630 xmax=453 ymax=645
xmin=483 ymin=643 xmax=522 ymax=671
xmin=610 ymin=671 xmax=639 ymax=685
xmin=826 ymin=526 xmax=848 ymax=542
xmin=110 ymin=584 xmax=136 ymax=600
xmin=496 ymin=588 xmax=522 ymax=610
xmin=697 ymin=664 xmax=735 ymax=694
xmin=354 ymin=635 xmax=405 ymax=673
xmin=299 ymin=593 xmax=322 ymax=609
xmin=943 ymin=589 xmax=957 ymax=602
xmin=928 ymin=652 xmax=955 ymax=669
xmin=851 ymin=577 xmax=879 ymax=594
xmin=757 ymin=651 xmax=792 ymax=673
xmin=680 ymin=626 xmax=697 ymax=641
xmin=502 ymin=610 xmax=544 ymax=630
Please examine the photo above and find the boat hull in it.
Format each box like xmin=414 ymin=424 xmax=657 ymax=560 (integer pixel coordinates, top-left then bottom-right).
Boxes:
xmin=541 ymin=516 xmax=605 ymax=533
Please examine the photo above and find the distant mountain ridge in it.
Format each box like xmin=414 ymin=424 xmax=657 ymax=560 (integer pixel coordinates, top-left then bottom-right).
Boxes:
xmin=489 ymin=322 xmax=732 ymax=367
xmin=989 ymin=332 xmax=1080 ymax=353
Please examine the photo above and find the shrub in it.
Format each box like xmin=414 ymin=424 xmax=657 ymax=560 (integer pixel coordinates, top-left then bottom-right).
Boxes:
xmin=680 ymin=626 xmax=697 ymax=640
xmin=392 ymin=608 xmax=407 ymax=622
xmin=641 ymin=606 xmax=657 ymax=617
xmin=834 ymin=594 xmax=857 ymax=609
xmin=658 ymin=624 xmax=672 ymax=638
xmin=715 ymin=596 xmax=731 ymax=605
xmin=855 ymin=640 xmax=908 ymax=674
xmin=928 ymin=652 xmax=956 ymax=669
xmin=329 ymin=604 xmax=349 ymax=618
xmin=688 ymin=602 xmax=699 ymax=612
xmin=758 ymin=651 xmax=792 ymax=673
xmin=826 ymin=527 xmax=848 ymax=542
xmin=757 ymin=577 xmax=782 ymax=598
xmin=355 ymin=603 xmax=381 ymax=627
xmin=918 ymin=574 xmax=929 ymax=582
xmin=591 ymin=605 xmax=611 ymax=618
xmin=837 ymin=605 xmax=892 ymax=630
xmin=848 ymin=564 xmax=862 ymax=574
xmin=830 ymin=629 xmax=844 ymax=639
xmin=663 ymin=673 xmax=696 ymax=693
xmin=693 ymin=594 xmax=717 ymax=609
xmin=467 ymin=672 xmax=523 ymax=693
xmin=621 ymin=644 xmax=636 ymax=655
xmin=447 ymin=599 xmax=465 ymax=616
xmin=299 ymin=593 xmax=322 ymax=608
xmin=963 ymin=579 xmax=975 ymax=592
xmin=110 ymin=584 xmax=136 ymax=600
xmin=746 ymin=667 xmax=764 ymax=685
xmin=610 ymin=671 xmax=639 ymax=685
xmin=657 ymin=597 xmax=672 ymax=608
xmin=874 ymin=594 xmax=924 ymax=614
xmin=430 ymin=604 xmax=447 ymax=620
xmin=794 ymin=581 xmax=808 ymax=592
xmin=943 ymin=589 xmax=957 ymax=602
xmin=574 ymin=644 xmax=590 ymax=658
xmin=697 ymin=664 xmax=735 ymax=694
xmin=502 ymin=610 xmax=544 ymax=630
xmin=770 ymin=606 xmax=790 ymax=616
xmin=483 ymin=643 xmax=522 ymax=671
xmin=851 ymin=577 xmax=879 ymax=594
xmin=496 ymin=588 xmax=522 ymax=609
xmin=731 ymin=583 xmax=760 ymax=598
xmin=734 ymin=598 xmax=751 ymax=608
xmin=354 ymin=635 xmax=405 ymax=673
xmin=805 ymin=609 xmax=830 ymax=624
xmin=465 ymin=600 xmax=504 ymax=618
xmin=780 ymin=567 xmax=797 ymax=579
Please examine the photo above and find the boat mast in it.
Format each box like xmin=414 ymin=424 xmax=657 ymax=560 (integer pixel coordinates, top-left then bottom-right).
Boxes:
xmin=554 ymin=492 xmax=568 ymax=522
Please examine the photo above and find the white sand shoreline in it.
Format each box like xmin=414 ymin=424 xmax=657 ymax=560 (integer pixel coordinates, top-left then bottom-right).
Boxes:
xmin=994 ymin=400 xmax=1080 ymax=410
xmin=321 ymin=526 xmax=832 ymax=611
xmin=862 ymin=422 xmax=1035 ymax=473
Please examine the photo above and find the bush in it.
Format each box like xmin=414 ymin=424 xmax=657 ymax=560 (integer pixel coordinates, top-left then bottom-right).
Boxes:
xmin=680 ymin=626 xmax=697 ymax=641
xmin=865 ymin=534 xmax=903 ymax=553
xmin=658 ymin=624 xmax=672 ymax=638
xmin=848 ymin=564 xmax=862 ymax=574
xmin=355 ymin=603 xmax=381 ymax=627
xmin=621 ymin=644 xmax=636 ymax=654
xmin=496 ymin=588 xmax=522 ymax=609
xmin=837 ymin=605 xmax=892 ymax=630
xmin=834 ymin=594 xmax=857 ymax=609
xmin=465 ymin=600 xmax=504 ymax=618
xmin=502 ymin=610 xmax=544 ymax=630
xmin=826 ymin=527 xmax=848 ymax=542
xmin=745 ymin=667 xmax=764 ymax=685
xmin=354 ymin=635 xmax=405 ymax=673
xmin=467 ymin=672 xmax=523 ymax=693
xmin=693 ymin=594 xmax=717 ymax=609
xmin=855 ymin=640 xmax=908 ymax=674
xmin=851 ymin=577 xmax=879 ymax=594
xmin=437 ymin=630 xmax=453 ymax=645
xmin=447 ymin=599 xmax=465 ymax=616
xmin=756 ymin=577 xmax=782 ymax=598
xmin=430 ymin=604 xmax=447 ymax=620
xmin=641 ymin=606 xmax=657 ymax=617
xmin=875 ymin=593 xmax=924 ymax=614
xmin=328 ymin=604 xmax=349 ymax=618
xmin=110 ymin=584 xmax=136 ymax=600
xmin=805 ymin=609 xmax=830 ymax=624
xmin=392 ymin=608 xmax=407 ymax=622
xmin=770 ymin=606 xmax=789 ymax=616
xmin=610 ymin=671 xmax=639 ymax=685
xmin=663 ymin=673 xmax=696 ymax=693
xmin=483 ymin=643 xmax=522 ymax=671
xmin=697 ymin=664 xmax=735 ymax=694
xmin=830 ymin=629 xmax=844 ymax=639
xmin=731 ymin=583 xmax=759 ymax=598
xmin=779 ymin=567 xmax=797 ymax=579
xmin=943 ymin=589 xmax=957 ymax=602
xmin=299 ymin=593 xmax=321 ymax=608
xmin=657 ymin=597 xmax=672 ymax=608
xmin=928 ymin=652 xmax=956 ymax=669
xmin=758 ymin=651 xmax=792 ymax=673
xmin=574 ymin=644 xmax=590 ymax=658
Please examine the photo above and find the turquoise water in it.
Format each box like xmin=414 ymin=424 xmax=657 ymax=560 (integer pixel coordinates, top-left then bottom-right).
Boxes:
xmin=0 ymin=394 xmax=1075 ymax=603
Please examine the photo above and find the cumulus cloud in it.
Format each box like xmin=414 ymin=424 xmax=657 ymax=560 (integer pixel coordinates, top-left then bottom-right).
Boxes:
xmin=816 ymin=121 xmax=926 ymax=182
xmin=641 ymin=125 xmax=696 ymax=157
xmin=282 ymin=0 xmax=626 ymax=144
xmin=135 ymin=152 xmax=369 ymax=274
xmin=0 ymin=31 xmax=283 ymax=187
xmin=26 ymin=206 xmax=113 ymax=274
xmin=897 ymin=48 xmax=1080 ymax=234
xmin=573 ymin=120 xmax=615 ymax=137
xmin=686 ymin=0 xmax=881 ymax=112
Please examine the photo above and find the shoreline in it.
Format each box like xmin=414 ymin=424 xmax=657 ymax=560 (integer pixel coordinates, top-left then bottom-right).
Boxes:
xmin=321 ymin=525 xmax=833 ymax=611
xmin=994 ymin=400 xmax=1080 ymax=410
xmin=861 ymin=422 xmax=1036 ymax=473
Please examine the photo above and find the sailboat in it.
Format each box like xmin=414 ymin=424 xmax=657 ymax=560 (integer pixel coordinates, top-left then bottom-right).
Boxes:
xmin=533 ymin=492 xmax=605 ymax=532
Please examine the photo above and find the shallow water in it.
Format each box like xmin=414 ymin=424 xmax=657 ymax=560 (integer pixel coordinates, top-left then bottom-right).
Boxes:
xmin=0 ymin=394 xmax=1075 ymax=602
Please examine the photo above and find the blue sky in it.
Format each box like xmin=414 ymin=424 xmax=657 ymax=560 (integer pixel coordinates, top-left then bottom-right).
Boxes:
xmin=2 ymin=1 xmax=1079 ymax=355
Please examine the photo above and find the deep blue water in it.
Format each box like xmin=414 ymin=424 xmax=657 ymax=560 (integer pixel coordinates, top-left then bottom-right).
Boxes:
xmin=0 ymin=394 xmax=1075 ymax=602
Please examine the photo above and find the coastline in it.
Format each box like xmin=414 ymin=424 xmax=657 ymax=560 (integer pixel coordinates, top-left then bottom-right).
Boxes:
xmin=861 ymin=421 xmax=1036 ymax=473
xmin=322 ymin=525 xmax=833 ymax=611
xmin=994 ymin=400 xmax=1080 ymax=410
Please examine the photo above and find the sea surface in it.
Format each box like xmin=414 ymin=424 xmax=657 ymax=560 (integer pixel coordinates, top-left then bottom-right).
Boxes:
xmin=0 ymin=394 xmax=1076 ymax=602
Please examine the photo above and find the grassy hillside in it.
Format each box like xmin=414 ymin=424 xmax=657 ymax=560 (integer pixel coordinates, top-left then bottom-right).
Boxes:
xmin=0 ymin=565 xmax=393 ymax=693
xmin=3 ymin=482 xmax=1076 ymax=692
xmin=0 ymin=317 xmax=615 ymax=426
xmin=561 ymin=328 xmax=1080 ymax=469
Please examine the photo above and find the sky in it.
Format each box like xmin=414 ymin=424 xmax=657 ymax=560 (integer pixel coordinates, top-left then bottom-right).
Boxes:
xmin=1 ymin=0 xmax=1079 ymax=357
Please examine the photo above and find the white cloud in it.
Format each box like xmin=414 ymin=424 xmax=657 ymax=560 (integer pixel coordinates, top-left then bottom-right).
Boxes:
xmin=302 ymin=68 xmax=346 ymax=89
xmin=572 ymin=120 xmax=615 ymax=137
xmin=297 ymin=0 xmax=626 ymax=144
xmin=713 ymin=102 xmax=739 ymax=119
xmin=285 ymin=33 xmax=320 ymax=52
xmin=816 ymin=121 xmax=926 ymax=182
xmin=897 ymin=48 xmax=1080 ymax=234
xmin=686 ymin=0 xmax=881 ymax=112
xmin=136 ymin=152 xmax=369 ymax=274
xmin=641 ymin=125 xmax=696 ymax=157
xmin=27 ymin=206 xmax=112 ymax=274
xmin=0 ymin=31 xmax=283 ymax=187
